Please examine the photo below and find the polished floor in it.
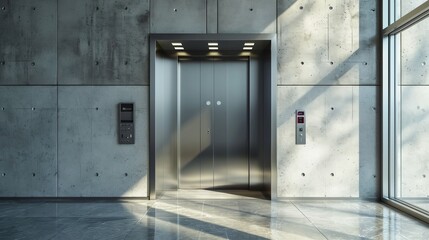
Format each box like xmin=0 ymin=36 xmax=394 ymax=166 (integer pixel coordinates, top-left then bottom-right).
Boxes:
xmin=0 ymin=190 xmax=429 ymax=240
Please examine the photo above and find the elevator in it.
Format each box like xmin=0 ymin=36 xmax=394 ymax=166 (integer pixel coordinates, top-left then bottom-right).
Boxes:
xmin=150 ymin=34 xmax=277 ymax=199
xmin=179 ymin=59 xmax=249 ymax=189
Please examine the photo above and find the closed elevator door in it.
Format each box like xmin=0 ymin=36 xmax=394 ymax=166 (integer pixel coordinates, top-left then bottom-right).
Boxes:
xmin=179 ymin=59 xmax=249 ymax=189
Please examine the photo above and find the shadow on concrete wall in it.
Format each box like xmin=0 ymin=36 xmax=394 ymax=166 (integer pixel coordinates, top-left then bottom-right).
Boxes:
xmin=276 ymin=0 xmax=379 ymax=198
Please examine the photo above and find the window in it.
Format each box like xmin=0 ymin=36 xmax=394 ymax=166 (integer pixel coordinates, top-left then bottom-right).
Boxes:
xmin=383 ymin=0 xmax=429 ymax=223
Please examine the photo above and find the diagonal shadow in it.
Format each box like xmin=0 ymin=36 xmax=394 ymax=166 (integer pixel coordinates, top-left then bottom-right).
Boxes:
xmin=277 ymin=48 xmax=364 ymax=127
xmin=145 ymin=208 xmax=270 ymax=239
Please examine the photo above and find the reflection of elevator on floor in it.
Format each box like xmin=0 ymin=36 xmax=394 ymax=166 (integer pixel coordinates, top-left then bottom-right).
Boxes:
xmin=179 ymin=59 xmax=249 ymax=189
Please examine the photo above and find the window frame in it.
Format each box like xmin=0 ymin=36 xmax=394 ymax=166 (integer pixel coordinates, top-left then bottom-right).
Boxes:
xmin=382 ymin=0 xmax=429 ymax=223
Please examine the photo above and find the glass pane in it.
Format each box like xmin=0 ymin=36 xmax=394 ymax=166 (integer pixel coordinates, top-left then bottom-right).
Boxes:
xmin=398 ymin=15 xmax=429 ymax=212
xmin=400 ymin=0 xmax=427 ymax=17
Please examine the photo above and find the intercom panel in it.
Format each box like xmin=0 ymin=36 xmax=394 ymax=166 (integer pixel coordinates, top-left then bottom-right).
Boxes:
xmin=296 ymin=110 xmax=306 ymax=145
xmin=119 ymin=103 xmax=134 ymax=144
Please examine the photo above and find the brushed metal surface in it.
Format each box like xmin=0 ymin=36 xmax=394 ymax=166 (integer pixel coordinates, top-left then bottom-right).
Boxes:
xmin=200 ymin=62 xmax=215 ymax=189
xmin=222 ymin=61 xmax=249 ymax=189
xmin=249 ymin=56 xmax=264 ymax=189
xmin=179 ymin=60 xmax=249 ymax=189
xmin=154 ymin=53 xmax=178 ymax=193
xmin=213 ymin=61 xmax=228 ymax=188
xmin=179 ymin=62 xmax=202 ymax=188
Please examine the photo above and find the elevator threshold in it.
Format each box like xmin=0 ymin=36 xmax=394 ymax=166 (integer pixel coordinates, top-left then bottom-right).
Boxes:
xmin=158 ymin=190 xmax=267 ymax=200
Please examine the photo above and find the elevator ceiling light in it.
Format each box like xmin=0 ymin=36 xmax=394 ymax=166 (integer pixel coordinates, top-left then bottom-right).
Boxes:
xmin=209 ymin=47 xmax=218 ymax=50
xmin=244 ymin=42 xmax=255 ymax=46
xmin=174 ymin=47 xmax=184 ymax=50
xmin=171 ymin=43 xmax=182 ymax=46
xmin=243 ymin=47 xmax=253 ymax=50
xmin=208 ymin=43 xmax=218 ymax=46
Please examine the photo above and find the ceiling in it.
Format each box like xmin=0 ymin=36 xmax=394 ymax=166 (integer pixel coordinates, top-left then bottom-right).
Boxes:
xmin=157 ymin=40 xmax=270 ymax=54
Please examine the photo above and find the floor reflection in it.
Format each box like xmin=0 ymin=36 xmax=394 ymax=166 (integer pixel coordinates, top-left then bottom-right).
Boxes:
xmin=0 ymin=190 xmax=428 ymax=239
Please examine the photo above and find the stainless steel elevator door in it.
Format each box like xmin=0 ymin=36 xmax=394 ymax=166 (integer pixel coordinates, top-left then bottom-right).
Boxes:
xmin=179 ymin=60 xmax=249 ymax=189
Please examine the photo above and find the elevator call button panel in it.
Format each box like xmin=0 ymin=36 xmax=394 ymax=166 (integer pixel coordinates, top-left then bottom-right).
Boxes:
xmin=119 ymin=103 xmax=134 ymax=144
xmin=296 ymin=110 xmax=306 ymax=145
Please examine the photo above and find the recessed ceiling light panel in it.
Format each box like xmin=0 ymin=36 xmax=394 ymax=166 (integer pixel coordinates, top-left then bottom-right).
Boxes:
xmin=244 ymin=42 xmax=255 ymax=46
xmin=174 ymin=47 xmax=184 ymax=50
xmin=208 ymin=43 xmax=218 ymax=46
xmin=243 ymin=47 xmax=253 ymax=50
xmin=171 ymin=43 xmax=182 ymax=46
xmin=209 ymin=47 xmax=218 ymax=50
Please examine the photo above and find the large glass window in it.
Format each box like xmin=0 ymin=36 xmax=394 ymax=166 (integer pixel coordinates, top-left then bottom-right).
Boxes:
xmin=398 ymin=16 xmax=429 ymax=212
xmin=383 ymin=0 xmax=429 ymax=222
xmin=401 ymin=0 xmax=427 ymax=17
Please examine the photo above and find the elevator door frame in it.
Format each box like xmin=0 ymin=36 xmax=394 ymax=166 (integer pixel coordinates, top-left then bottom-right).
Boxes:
xmin=150 ymin=34 xmax=277 ymax=200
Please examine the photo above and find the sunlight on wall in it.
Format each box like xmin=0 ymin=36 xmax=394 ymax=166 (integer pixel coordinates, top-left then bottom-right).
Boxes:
xmin=277 ymin=86 xmax=363 ymax=197
xmin=275 ymin=0 xmax=378 ymax=198
xmin=122 ymin=175 xmax=148 ymax=197
xmin=277 ymin=0 xmax=361 ymax=85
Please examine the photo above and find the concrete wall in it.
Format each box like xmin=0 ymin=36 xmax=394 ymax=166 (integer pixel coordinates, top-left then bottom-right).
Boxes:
xmin=57 ymin=87 xmax=148 ymax=197
xmin=58 ymin=0 xmax=149 ymax=85
xmin=0 ymin=87 xmax=57 ymax=196
xmin=276 ymin=0 xmax=379 ymax=198
xmin=0 ymin=0 xmax=57 ymax=85
xmin=0 ymin=0 xmax=380 ymax=198
xmin=0 ymin=0 xmax=149 ymax=197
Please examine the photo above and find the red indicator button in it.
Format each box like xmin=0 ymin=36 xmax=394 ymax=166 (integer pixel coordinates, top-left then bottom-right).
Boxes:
xmin=298 ymin=117 xmax=304 ymax=123
xmin=297 ymin=111 xmax=304 ymax=115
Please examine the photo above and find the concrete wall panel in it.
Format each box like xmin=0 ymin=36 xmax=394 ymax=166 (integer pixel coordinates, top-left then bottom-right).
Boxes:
xmin=327 ymin=1 xmax=358 ymax=63
xmin=324 ymin=87 xmax=358 ymax=197
xmin=58 ymin=0 xmax=149 ymax=85
xmin=277 ymin=0 xmax=377 ymax=85
xmin=0 ymin=0 xmax=57 ymax=85
xmin=150 ymin=0 xmax=206 ymax=33
xmin=358 ymin=87 xmax=379 ymax=198
xmin=277 ymin=86 xmax=378 ymax=198
xmin=277 ymin=0 xmax=328 ymax=85
xmin=218 ymin=0 xmax=276 ymax=33
xmin=57 ymin=108 xmax=93 ymax=196
xmin=58 ymin=86 xmax=148 ymax=197
xmin=0 ymin=87 xmax=57 ymax=196
xmin=277 ymin=86 xmax=327 ymax=197
xmin=207 ymin=0 xmax=218 ymax=34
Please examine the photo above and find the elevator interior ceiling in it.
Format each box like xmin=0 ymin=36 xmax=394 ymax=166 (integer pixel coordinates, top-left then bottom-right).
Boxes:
xmin=157 ymin=40 xmax=270 ymax=54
